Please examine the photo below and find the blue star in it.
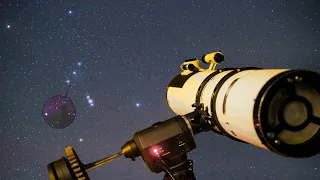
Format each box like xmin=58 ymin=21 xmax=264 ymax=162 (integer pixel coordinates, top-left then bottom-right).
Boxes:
xmin=136 ymin=103 xmax=140 ymax=107
xmin=68 ymin=10 xmax=72 ymax=14
xmin=86 ymin=94 xmax=94 ymax=107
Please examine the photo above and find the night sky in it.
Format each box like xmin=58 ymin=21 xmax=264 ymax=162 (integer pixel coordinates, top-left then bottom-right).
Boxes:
xmin=1 ymin=0 xmax=320 ymax=180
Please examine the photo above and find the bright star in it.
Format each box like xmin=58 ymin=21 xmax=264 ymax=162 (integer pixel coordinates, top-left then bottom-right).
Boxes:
xmin=79 ymin=138 xmax=83 ymax=142
xmin=78 ymin=62 xmax=82 ymax=66
xmin=136 ymin=103 xmax=140 ymax=107
xmin=72 ymin=71 xmax=76 ymax=75
xmin=66 ymin=80 xmax=70 ymax=84
xmin=6 ymin=25 xmax=11 ymax=29
xmin=68 ymin=10 xmax=72 ymax=14
xmin=86 ymin=95 xmax=94 ymax=107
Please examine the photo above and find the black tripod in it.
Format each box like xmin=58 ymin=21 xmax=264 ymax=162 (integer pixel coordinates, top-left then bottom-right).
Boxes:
xmin=163 ymin=159 xmax=196 ymax=180
xmin=156 ymin=153 xmax=196 ymax=180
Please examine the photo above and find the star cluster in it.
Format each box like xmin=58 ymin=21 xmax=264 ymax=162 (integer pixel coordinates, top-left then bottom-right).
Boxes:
xmin=1 ymin=1 xmax=320 ymax=180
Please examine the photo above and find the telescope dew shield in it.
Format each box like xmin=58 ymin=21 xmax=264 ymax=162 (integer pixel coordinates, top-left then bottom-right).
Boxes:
xmin=166 ymin=68 xmax=320 ymax=158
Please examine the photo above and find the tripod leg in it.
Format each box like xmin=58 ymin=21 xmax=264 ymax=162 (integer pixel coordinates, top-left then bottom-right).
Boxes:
xmin=162 ymin=160 xmax=196 ymax=180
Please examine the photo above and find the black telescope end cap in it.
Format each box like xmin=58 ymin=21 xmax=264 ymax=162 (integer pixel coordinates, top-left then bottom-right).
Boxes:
xmin=214 ymin=53 xmax=224 ymax=63
xmin=187 ymin=64 xmax=195 ymax=71
xmin=255 ymin=70 xmax=320 ymax=158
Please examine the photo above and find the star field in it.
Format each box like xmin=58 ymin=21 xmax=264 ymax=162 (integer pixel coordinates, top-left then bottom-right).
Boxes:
xmin=1 ymin=0 xmax=320 ymax=180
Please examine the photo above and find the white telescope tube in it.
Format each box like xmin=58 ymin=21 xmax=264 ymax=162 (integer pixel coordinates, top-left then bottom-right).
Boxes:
xmin=167 ymin=67 xmax=320 ymax=158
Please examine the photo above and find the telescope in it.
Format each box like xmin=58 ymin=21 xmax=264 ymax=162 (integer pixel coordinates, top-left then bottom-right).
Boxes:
xmin=47 ymin=51 xmax=320 ymax=180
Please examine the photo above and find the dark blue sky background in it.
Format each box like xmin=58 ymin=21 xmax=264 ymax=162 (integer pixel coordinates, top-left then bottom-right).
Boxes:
xmin=1 ymin=0 xmax=319 ymax=179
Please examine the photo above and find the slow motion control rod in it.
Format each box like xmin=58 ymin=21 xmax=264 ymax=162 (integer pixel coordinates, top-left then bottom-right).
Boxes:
xmin=167 ymin=51 xmax=320 ymax=158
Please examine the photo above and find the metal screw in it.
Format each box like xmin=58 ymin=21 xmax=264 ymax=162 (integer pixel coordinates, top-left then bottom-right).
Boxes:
xmin=267 ymin=132 xmax=275 ymax=139
xmin=287 ymin=78 xmax=294 ymax=83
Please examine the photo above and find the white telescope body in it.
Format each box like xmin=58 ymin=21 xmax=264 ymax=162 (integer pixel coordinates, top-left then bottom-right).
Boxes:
xmin=166 ymin=53 xmax=320 ymax=158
